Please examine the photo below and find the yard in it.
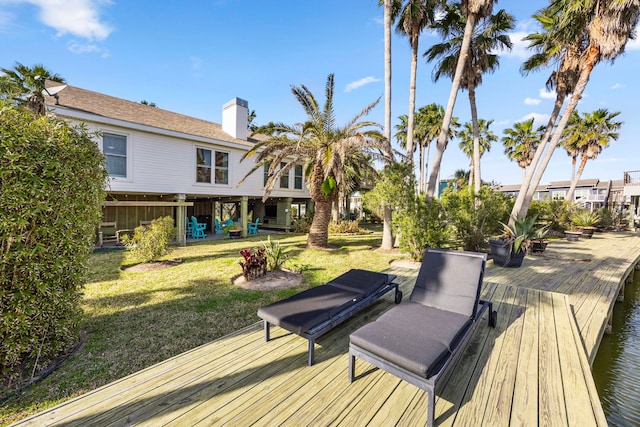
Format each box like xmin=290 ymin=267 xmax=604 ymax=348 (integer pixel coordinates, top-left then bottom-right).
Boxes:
xmin=0 ymin=228 xmax=401 ymax=426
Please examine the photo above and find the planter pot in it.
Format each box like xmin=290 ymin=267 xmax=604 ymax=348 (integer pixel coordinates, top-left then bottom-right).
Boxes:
xmin=488 ymin=238 xmax=526 ymax=268
xmin=578 ymin=226 xmax=596 ymax=239
xmin=565 ymin=231 xmax=581 ymax=242
xmin=531 ymin=240 xmax=549 ymax=254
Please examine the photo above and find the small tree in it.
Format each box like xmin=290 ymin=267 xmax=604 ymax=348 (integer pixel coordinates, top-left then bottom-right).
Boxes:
xmin=0 ymin=103 xmax=107 ymax=385
xmin=121 ymin=216 xmax=176 ymax=263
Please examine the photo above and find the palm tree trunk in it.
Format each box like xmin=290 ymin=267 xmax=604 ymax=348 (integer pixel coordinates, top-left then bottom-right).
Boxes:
xmin=469 ymin=84 xmax=481 ymax=193
xmin=509 ymin=92 xmax=566 ymax=224
xmin=418 ymin=141 xmax=424 ymax=193
xmin=566 ymin=155 xmax=588 ymax=201
xmin=405 ymin=39 xmax=419 ymax=166
xmin=308 ymin=198 xmax=333 ymax=248
xmin=516 ymin=45 xmax=599 ymax=220
xmin=381 ymin=0 xmax=395 ymax=251
xmin=426 ymin=14 xmax=477 ymax=198
xmin=571 ymin=156 xmax=577 ymax=181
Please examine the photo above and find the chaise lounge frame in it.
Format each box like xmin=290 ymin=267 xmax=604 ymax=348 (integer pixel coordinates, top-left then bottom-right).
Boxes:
xmin=348 ymin=248 xmax=496 ymax=427
xmin=259 ymin=269 xmax=402 ymax=366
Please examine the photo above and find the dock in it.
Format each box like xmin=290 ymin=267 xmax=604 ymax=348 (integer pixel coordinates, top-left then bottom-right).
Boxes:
xmin=13 ymin=232 xmax=640 ymax=426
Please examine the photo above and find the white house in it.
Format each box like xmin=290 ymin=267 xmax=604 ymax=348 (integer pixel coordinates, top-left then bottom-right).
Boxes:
xmin=44 ymin=82 xmax=312 ymax=245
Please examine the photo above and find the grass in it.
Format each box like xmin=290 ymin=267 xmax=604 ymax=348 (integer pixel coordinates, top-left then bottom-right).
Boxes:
xmin=0 ymin=229 xmax=404 ymax=426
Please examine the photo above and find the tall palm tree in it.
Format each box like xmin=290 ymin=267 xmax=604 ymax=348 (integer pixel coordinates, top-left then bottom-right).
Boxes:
xmin=0 ymin=62 xmax=65 ymax=115
xmin=562 ymin=108 xmax=622 ymax=200
xmin=396 ymin=0 xmax=443 ymax=166
xmin=426 ymin=4 xmax=513 ymax=193
xmin=511 ymin=0 xmax=640 ymax=223
xmin=379 ymin=0 xmax=402 ymax=251
xmin=241 ymin=74 xmax=391 ymax=248
xmin=560 ymin=111 xmax=583 ymax=181
xmin=424 ymin=0 xmax=497 ymax=198
xmin=458 ymin=118 xmax=496 ymax=187
xmin=501 ymin=118 xmax=543 ymax=182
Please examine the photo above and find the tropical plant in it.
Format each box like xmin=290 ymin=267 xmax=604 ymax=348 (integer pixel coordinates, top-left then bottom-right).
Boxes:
xmin=240 ymin=74 xmax=391 ymax=248
xmin=571 ymin=210 xmax=601 ymax=228
xmin=423 ymin=0 xmax=497 ymax=198
xmin=1 ymin=103 xmax=107 ymax=385
xmin=394 ymin=195 xmax=450 ymax=261
xmin=425 ymin=3 xmax=513 ymax=192
xmin=501 ymin=118 xmax=544 ymax=182
xmin=441 ymin=186 xmax=512 ymax=251
xmin=261 ymin=236 xmax=290 ymax=271
xmin=561 ymin=108 xmax=622 ymax=200
xmin=0 ymin=62 xmax=65 ymax=115
xmin=497 ymin=215 xmax=542 ymax=255
xmin=121 ymin=216 xmax=176 ymax=263
xmin=239 ymin=247 xmax=267 ymax=281
xmin=458 ymin=119 xmax=496 ymax=187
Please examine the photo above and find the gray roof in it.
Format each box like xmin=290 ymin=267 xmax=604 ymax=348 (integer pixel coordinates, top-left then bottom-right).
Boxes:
xmin=44 ymin=82 xmax=258 ymax=147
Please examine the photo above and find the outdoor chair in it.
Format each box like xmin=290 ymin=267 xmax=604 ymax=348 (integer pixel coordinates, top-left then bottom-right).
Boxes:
xmin=258 ymin=269 xmax=402 ymax=366
xmin=214 ymin=218 xmax=223 ymax=235
xmin=224 ymin=219 xmax=234 ymax=228
xmin=248 ymin=218 xmax=259 ymax=235
xmin=348 ymin=248 xmax=497 ymax=427
xmin=186 ymin=217 xmax=194 ymax=238
xmin=98 ymin=222 xmax=118 ymax=246
xmin=190 ymin=216 xmax=206 ymax=239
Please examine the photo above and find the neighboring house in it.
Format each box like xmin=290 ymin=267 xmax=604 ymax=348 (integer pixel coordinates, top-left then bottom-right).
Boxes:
xmin=623 ymin=170 xmax=640 ymax=229
xmin=44 ymin=82 xmax=312 ymax=245
xmin=495 ymin=179 xmax=613 ymax=211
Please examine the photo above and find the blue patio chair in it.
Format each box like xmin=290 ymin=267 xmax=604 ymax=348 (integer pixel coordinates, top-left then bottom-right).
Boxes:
xmin=191 ymin=216 xmax=206 ymax=239
xmin=186 ymin=217 xmax=194 ymax=238
xmin=224 ymin=219 xmax=234 ymax=228
xmin=248 ymin=218 xmax=259 ymax=235
xmin=214 ymin=218 xmax=223 ymax=235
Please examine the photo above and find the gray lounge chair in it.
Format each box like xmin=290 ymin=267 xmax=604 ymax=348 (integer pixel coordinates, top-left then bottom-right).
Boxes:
xmin=348 ymin=248 xmax=497 ymax=427
xmin=258 ymin=269 xmax=402 ymax=365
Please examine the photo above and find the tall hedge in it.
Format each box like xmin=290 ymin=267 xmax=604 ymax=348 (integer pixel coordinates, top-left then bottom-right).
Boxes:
xmin=0 ymin=103 xmax=107 ymax=384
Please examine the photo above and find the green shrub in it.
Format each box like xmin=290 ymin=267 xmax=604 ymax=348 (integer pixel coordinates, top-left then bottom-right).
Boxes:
xmin=394 ymin=196 xmax=450 ymax=261
xmin=121 ymin=216 xmax=175 ymax=263
xmin=262 ymin=236 xmax=290 ymax=270
xmin=441 ymin=187 xmax=512 ymax=251
xmin=292 ymin=215 xmax=312 ymax=233
xmin=328 ymin=220 xmax=360 ymax=234
xmin=0 ymin=104 xmax=107 ymax=385
xmin=529 ymin=199 xmax=576 ymax=234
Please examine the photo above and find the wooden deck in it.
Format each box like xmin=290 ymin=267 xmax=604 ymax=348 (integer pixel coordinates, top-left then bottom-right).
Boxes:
xmin=14 ymin=232 xmax=640 ymax=426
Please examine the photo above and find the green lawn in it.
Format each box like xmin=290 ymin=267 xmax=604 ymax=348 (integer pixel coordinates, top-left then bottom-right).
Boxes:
xmin=0 ymin=229 xmax=403 ymax=426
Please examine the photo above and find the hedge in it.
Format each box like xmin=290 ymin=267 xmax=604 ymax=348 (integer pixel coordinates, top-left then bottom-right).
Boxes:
xmin=0 ymin=104 xmax=107 ymax=385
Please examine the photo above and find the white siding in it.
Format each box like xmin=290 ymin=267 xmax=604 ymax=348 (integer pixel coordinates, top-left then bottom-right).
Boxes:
xmin=75 ymin=119 xmax=310 ymax=199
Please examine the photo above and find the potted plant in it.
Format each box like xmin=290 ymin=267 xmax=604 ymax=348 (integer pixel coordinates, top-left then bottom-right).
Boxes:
xmin=530 ymin=225 xmax=550 ymax=254
xmin=488 ymin=216 xmax=540 ymax=267
xmin=571 ymin=211 xmax=600 ymax=239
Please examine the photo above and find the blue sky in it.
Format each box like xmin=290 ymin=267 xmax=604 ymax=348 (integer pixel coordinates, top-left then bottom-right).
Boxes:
xmin=1 ymin=0 xmax=639 ymax=185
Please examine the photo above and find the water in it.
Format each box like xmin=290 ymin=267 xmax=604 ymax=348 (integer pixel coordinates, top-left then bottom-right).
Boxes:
xmin=593 ymin=268 xmax=640 ymax=426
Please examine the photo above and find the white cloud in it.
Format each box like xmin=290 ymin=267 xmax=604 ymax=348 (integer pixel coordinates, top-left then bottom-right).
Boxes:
xmin=500 ymin=20 xmax=538 ymax=59
xmin=524 ymin=97 xmax=540 ymax=106
xmin=518 ymin=112 xmax=550 ymax=128
xmin=0 ymin=10 xmax=14 ymax=29
xmin=611 ymin=83 xmax=624 ymax=90
xmin=627 ymin=35 xmax=640 ymax=50
xmin=539 ymin=88 xmax=556 ymax=99
xmin=9 ymin=0 xmax=112 ymax=40
xmin=345 ymin=76 xmax=380 ymax=93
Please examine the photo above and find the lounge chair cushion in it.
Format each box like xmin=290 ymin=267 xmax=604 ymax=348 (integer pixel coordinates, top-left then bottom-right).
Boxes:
xmin=409 ymin=250 xmax=484 ymax=318
xmin=258 ymin=285 xmax=362 ymax=335
xmin=349 ymin=302 xmax=471 ymax=378
xmin=328 ymin=269 xmax=395 ymax=297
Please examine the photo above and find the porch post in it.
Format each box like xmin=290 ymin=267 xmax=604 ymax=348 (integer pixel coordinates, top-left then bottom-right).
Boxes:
xmin=241 ymin=196 xmax=248 ymax=237
xmin=285 ymin=197 xmax=293 ymax=229
xmin=176 ymin=193 xmax=187 ymax=246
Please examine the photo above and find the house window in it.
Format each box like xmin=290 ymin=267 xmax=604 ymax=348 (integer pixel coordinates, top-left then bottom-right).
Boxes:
xmin=552 ymin=191 xmax=566 ymax=200
xmin=215 ymin=151 xmax=229 ymax=184
xmin=197 ymin=148 xmax=229 ymax=184
xmin=264 ymin=162 xmax=271 ymax=186
xmin=196 ymin=148 xmax=211 ymax=183
xmin=294 ymin=165 xmax=303 ymax=190
xmin=103 ymin=133 xmax=127 ymax=178
xmin=280 ymin=162 xmax=289 ymax=189
xmin=575 ymin=189 xmax=589 ymax=200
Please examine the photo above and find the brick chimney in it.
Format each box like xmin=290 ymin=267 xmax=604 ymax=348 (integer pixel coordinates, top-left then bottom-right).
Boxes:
xmin=222 ymin=97 xmax=248 ymax=140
